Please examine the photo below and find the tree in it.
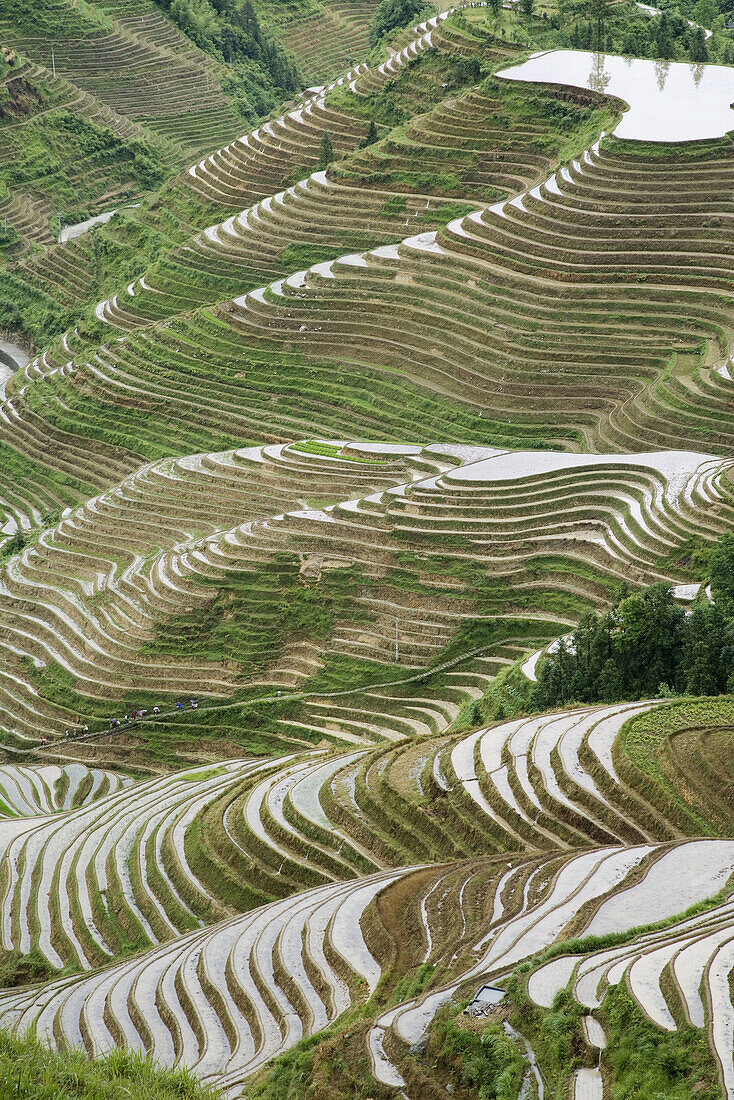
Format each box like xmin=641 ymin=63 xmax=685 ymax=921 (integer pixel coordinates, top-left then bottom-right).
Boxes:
xmin=566 ymin=0 xmax=613 ymax=49
xmin=694 ymin=0 xmax=717 ymax=28
xmin=614 ymin=584 xmax=685 ymax=697
xmin=489 ymin=0 xmax=503 ymax=17
xmin=585 ymin=0 xmax=614 ymax=48
xmin=598 ymin=657 xmax=624 ymax=703
xmin=689 ymin=25 xmax=708 ymax=61
xmin=526 ymin=533 xmax=734 ymax=711
xmin=318 ymin=130 xmax=334 ymax=170
xmin=710 ymin=532 xmax=734 ymax=617
xmin=520 ymin=0 xmax=534 ymax=18
xmin=153 ymin=0 xmax=299 ymax=96
xmin=680 ymin=605 xmax=725 ymax=695
xmin=655 ymin=11 xmax=676 ymax=58
xmin=531 ymin=639 xmax=575 ymax=709
xmin=369 ymin=0 xmax=425 ymax=47
xmin=359 ymin=119 xmax=379 ymax=148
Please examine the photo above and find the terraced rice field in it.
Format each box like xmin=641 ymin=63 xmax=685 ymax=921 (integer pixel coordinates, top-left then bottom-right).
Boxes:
xmin=11 ymin=28 xmax=734 ymax=470
xmin=0 ymin=439 xmax=726 ymax=758
xmin=0 ymin=60 xmax=161 ymax=256
xmin=2 ymin=700 xmax=734 ymax=1095
xmin=3 ymin=4 xmax=734 ymax=1096
xmin=0 ymin=2 xmax=242 ymax=162
xmin=265 ymin=0 xmax=382 ymax=85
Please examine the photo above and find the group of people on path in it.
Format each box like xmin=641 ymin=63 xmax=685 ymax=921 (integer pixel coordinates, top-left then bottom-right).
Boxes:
xmin=108 ymin=699 xmax=198 ymax=731
xmin=36 ymin=698 xmax=201 ymax=750
xmin=64 ymin=725 xmax=89 ymax=740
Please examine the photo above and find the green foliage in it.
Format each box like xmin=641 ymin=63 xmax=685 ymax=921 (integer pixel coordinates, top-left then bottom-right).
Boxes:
xmin=429 ymin=1009 xmax=526 ymax=1100
xmin=146 ymin=556 xmax=369 ymax=678
xmin=359 ymin=119 xmax=379 ymax=148
xmin=1 ymin=0 xmax=109 ymax=37
xmin=452 ymin=661 xmax=534 ymax=730
xmin=0 ymin=530 xmax=27 ymax=564
xmin=689 ymin=24 xmax=709 ymax=58
xmin=0 ymin=1029 xmax=220 ymax=1098
xmin=250 ymin=1030 xmax=324 ymax=1099
xmin=558 ymin=0 xmax=730 ymax=61
xmin=532 ymin=541 xmax=734 ymax=709
xmin=318 ymin=130 xmax=334 ymax=169
xmin=656 ymin=533 xmax=712 ymax=579
xmin=710 ymin=531 xmax=734 ymax=616
xmin=369 ymin=0 xmax=428 ymax=47
xmin=152 ymin=0 xmax=299 ymax=98
xmin=303 ymin=652 xmax=405 ymax=692
xmin=389 ymin=964 xmax=436 ymax=1006
xmin=504 ymin=892 xmax=728 ymax=1097
xmin=276 ymin=241 xmax=350 ymax=269
xmin=431 ymin=613 xmax=570 ymax=673
xmin=694 ymin=0 xmax=717 ymax=25
xmin=516 ymin=891 xmax=729 ymax=982
xmin=619 ymin=696 xmax=734 ymax=832
xmin=0 ymin=948 xmax=60 ymax=990
xmin=0 ymin=108 xmax=167 ymax=217
xmin=603 ymin=984 xmax=721 ymax=1099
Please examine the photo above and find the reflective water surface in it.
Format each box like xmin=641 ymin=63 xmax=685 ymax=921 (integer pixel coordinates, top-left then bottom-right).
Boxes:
xmin=498 ymin=49 xmax=734 ymax=141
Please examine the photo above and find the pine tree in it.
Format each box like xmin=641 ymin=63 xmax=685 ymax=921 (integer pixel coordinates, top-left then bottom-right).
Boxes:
xmin=598 ymin=657 xmax=624 ymax=703
xmin=710 ymin=532 xmax=734 ymax=617
xmin=681 ymin=608 xmax=720 ymax=695
xmin=689 ymin=26 xmax=708 ymax=62
xmin=318 ymin=131 xmax=334 ymax=170
xmin=359 ymin=120 xmax=379 ymax=149
xmin=655 ymin=12 xmax=675 ymax=58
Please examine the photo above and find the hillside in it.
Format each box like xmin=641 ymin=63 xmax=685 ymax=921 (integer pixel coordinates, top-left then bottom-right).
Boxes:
xmin=1 ymin=0 xmax=734 ymax=1097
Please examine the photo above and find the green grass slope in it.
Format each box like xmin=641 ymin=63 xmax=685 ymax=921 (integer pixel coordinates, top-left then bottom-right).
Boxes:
xmin=0 ymin=50 xmax=170 ymax=260
xmin=0 ymin=1031 xmax=219 ymax=1099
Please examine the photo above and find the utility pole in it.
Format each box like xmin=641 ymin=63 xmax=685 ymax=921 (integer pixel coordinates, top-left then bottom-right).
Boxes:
xmin=51 ymin=46 xmax=56 ymax=78
xmin=395 ymin=617 xmax=399 ymax=662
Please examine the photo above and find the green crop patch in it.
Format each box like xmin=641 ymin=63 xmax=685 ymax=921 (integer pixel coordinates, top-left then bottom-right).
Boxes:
xmin=180 ymin=766 xmax=227 ymax=782
xmin=145 ymin=556 xmax=372 ymax=677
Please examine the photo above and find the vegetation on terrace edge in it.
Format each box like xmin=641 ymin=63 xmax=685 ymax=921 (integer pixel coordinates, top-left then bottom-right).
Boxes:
xmin=490 ymin=888 xmax=732 ymax=1100
xmin=500 ymin=976 xmax=721 ymax=1100
xmin=531 ymin=532 xmax=734 ymax=709
xmin=0 ymin=51 xmax=173 ymax=258
xmin=2 ymin=0 xmax=734 ymax=1097
xmin=0 ymin=84 xmax=168 ymax=220
xmin=5 ymin=0 xmax=730 ymax=355
xmin=3 ymin=52 xmax=619 ymax=361
xmin=0 ymin=1030 xmax=220 ymax=1099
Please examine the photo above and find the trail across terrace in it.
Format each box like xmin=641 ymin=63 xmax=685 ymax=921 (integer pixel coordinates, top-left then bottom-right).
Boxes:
xmin=19 ymin=635 xmax=526 ymax=759
xmin=0 ymin=440 xmax=728 ymax=758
